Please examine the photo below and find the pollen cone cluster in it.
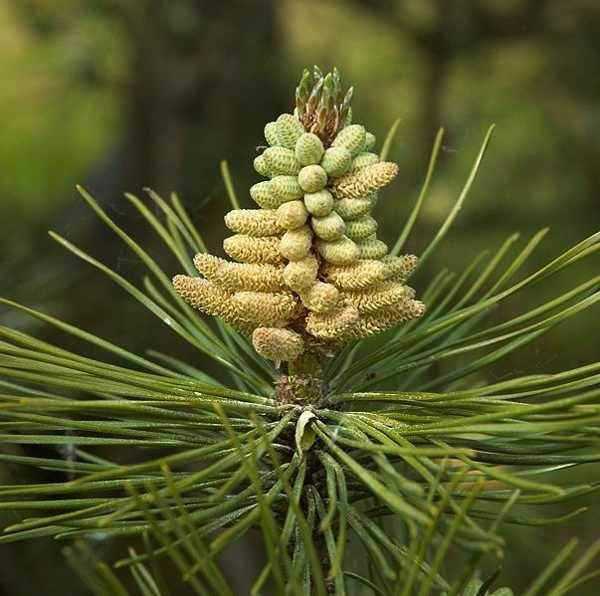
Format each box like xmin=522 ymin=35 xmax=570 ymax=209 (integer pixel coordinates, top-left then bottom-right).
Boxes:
xmin=173 ymin=67 xmax=425 ymax=362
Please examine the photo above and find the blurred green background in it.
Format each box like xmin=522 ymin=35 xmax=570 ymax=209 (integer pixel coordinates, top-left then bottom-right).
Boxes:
xmin=0 ymin=1 xmax=599 ymax=594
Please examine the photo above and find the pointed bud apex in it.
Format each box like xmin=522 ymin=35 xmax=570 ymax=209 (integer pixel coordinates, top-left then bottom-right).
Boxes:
xmin=297 ymin=67 xmax=356 ymax=145
xmin=307 ymin=77 xmax=324 ymax=113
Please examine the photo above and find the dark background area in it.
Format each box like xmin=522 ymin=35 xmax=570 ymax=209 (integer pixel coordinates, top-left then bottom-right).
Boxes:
xmin=0 ymin=1 xmax=599 ymax=594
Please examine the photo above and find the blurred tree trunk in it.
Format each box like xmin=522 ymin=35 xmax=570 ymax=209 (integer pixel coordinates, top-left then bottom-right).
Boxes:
xmin=112 ymin=0 xmax=287 ymax=196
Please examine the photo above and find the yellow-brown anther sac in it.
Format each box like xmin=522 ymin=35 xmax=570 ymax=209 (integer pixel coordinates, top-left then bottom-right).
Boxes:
xmin=194 ymin=254 xmax=284 ymax=292
xmin=173 ymin=275 xmax=229 ymax=314
xmin=342 ymin=281 xmax=411 ymax=314
xmin=283 ymin=255 xmax=319 ymax=292
xmin=223 ymin=235 xmax=283 ymax=264
xmin=300 ymin=281 xmax=340 ymax=313
xmin=224 ymin=209 xmax=283 ymax=237
xmin=331 ymin=162 xmax=399 ymax=199
xmin=172 ymin=67 xmax=425 ymax=363
xmin=341 ymin=300 xmax=426 ymax=340
xmin=252 ymin=327 xmax=304 ymax=361
xmin=322 ymin=260 xmax=386 ymax=290
xmin=173 ymin=276 xmax=251 ymax=332
xmin=306 ymin=305 xmax=360 ymax=340
xmin=231 ymin=291 xmax=301 ymax=326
